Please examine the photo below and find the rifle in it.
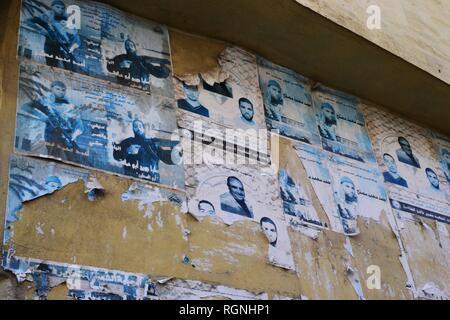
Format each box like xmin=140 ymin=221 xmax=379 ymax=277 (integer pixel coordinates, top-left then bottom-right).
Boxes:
xmin=34 ymin=99 xmax=86 ymax=153
xmin=46 ymin=23 xmax=78 ymax=63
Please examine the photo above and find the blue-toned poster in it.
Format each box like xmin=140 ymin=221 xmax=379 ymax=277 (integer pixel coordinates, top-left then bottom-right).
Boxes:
xmin=2 ymin=253 xmax=151 ymax=300
xmin=257 ymin=57 xmax=320 ymax=145
xmin=293 ymin=143 xmax=388 ymax=236
xmin=18 ymin=0 xmax=173 ymax=96
xmin=15 ymin=62 xmax=184 ymax=189
xmin=312 ymin=85 xmax=376 ymax=164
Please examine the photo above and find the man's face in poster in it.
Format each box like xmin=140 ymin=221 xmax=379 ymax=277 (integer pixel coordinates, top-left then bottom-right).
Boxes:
xmin=125 ymin=40 xmax=137 ymax=55
xmin=398 ymin=137 xmax=413 ymax=156
xmin=322 ymin=103 xmax=337 ymax=124
xmin=383 ymin=154 xmax=398 ymax=174
xmin=198 ymin=201 xmax=215 ymax=216
xmin=45 ymin=176 xmax=62 ymax=193
xmin=52 ymin=84 xmax=66 ymax=100
xmin=239 ymin=99 xmax=254 ymax=122
xmin=426 ymin=169 xmax=440 ymax=189
xmin=183 ymin=85 xmax=199 ymax=102
xmin=261 ymin=219 xmax=277 ymax=246
xmin=132 ymin=120 xmax=145 ymax=138
xmin=228 ymin=177 xmax=245 ymax=202
xmin=52 ymin=3 xmax=66 ymax=17
xmin=268 ymin=82 xmax=282 ymax=104
xmin=442 ymin=149 xmax=450 ymax=167
xmin=341 ymin=179 xmax=357 ymax=203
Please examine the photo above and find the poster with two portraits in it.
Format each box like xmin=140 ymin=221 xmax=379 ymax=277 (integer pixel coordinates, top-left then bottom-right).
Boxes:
xmin=15 ymin=0 xmax=184 ymax=191
xmin=363 ymin=105 xmax=450 ymax=225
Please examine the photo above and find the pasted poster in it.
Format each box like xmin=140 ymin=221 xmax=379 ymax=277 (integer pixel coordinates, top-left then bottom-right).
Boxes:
xmin=18 ymin=0 xmax=173 ymax=95
xmin=363 ymin=104 xmax=450 ymax=225
xmin=431 ymin=131 xmax=450 ymax=186
xmin=176 ymin=47 xmax=267 ymax=137
xmin=278 ymin=138 xmax=329 ymax=232
xmin=4 ymin=154 xmax=90 ymax=244
xmin=328 ymin=155 xmax=389 ymax=235
xmin=312 ymin=85 xmax=376 ymax=164
xmin=292 ymin=143 xmax=387 ymax=236
xmin=2 ymin=254 xmax=151 ymax=300
xmin=184 ymin=139 xmax=295 ymax=270
xmin=15 ymin=62 xmax=184 ymax=189
xmin=257 ymin=57 xmax=320 ymax=145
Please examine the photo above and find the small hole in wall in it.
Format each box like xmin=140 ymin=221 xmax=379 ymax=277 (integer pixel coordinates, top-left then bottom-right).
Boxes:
xmin=192 ymin=264 xmax=196 ymax=268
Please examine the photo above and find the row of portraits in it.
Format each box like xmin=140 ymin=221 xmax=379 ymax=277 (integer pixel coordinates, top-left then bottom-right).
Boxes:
xmin=17 ymin=0 xmax=449 ymax=225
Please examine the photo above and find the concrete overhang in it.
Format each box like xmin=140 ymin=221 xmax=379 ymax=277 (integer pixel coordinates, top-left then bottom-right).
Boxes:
xmin=100 ymin=1 xmax=449 ymax=134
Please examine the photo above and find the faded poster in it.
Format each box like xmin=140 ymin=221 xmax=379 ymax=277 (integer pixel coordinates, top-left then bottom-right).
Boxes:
xmin=328 ymin=155 xmax=389 ymax=234
xmin=257 ymin=57 xmax=320 ymax=145
xmin=312 ymin=85 xmax=376 ymax=164
xmin=184 ymin=139 xmax=295 ymax=270
xmin=176 ymin=47 xmax=267 ymax=140
xmin=363 ymin=104 xmax=450 ymax=225
xmin=18 ymin=0 xmax=173 ymax=95
xmin=292 ymin=143 xmax=381 ymax=236
xmin=2 ymin=254 xmax=151 ymax=300
xmin=4 ymin=154 xmax=90 ymax=244
xmin=15 ymin=62 xmax=184 ymax=189
xmin=430 ymin=131 xmax=450 ymax=186
xmin=278 ymin=138 xmax=329 ymax=231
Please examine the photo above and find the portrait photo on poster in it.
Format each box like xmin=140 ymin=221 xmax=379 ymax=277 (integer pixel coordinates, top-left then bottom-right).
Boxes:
xmin=257 ymin=56 xmax=321 ymax=145
xmin=184 ymin=140 xmax=283 ymax=225
xmin=18 ymin=0 xmax=173 ymax=96
xmin=259 ymin=216 xmax=296 ymax=271
xmin=431 ymin=131 xmax=450 ymax=186
xmin=363 ymin=105 xmax=449 ymax=225
xmin=312 ymin=85 xmax=376 ymax=164
xmin=175 ymin=48 xmax=267 ymax=136
xmin=379 ymin=134 xmax=449 ymax=205
xmin=15 ymin=62 xmax=184 ymax=190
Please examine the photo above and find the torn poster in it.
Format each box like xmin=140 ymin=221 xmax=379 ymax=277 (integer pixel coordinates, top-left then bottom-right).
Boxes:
xmin=15 ymin=62 xmax=184 ymax=190
xmin=121 ymin=182 xmax=187 ymax=220
xmin=2 ymin=254 xmax=151 ymax=300
xmin=312 ymin=85 xmax=376 ymax=164
xmin=328 ymin=155 xmax=388 ymax=223
xmin=4 ymin=154 xmax=90 ymax=244
xmin=176 ymin=47 xmax=267 ymax=140
xmin=257 ymin=57 xmax=320 ymax=145
xmin=346 ymin=266 xmax=365 ymax=300
xmin=4 ymin=155 xmax=188 ymax=277
xmin=430 ymin=131 xmax=450 ymax=186
xmin=292 ymin=143 xmax=366 ymax=236
xmin=278 ymin=137 xmax=329 ymax=232
xmin=184 ymin=139 xmax=282 ymax=225
xmin=184 ymin=139 xmax=296 ymax=270
xmin=259 ymin=216 xmax=296 ymax=271
xmin=18 ymin=0 xmax=173 ymax=95
xmin=363 ymin=104 xmax=449 ymax=224
xmin=145 ymin=278 xmax=269 ymax=300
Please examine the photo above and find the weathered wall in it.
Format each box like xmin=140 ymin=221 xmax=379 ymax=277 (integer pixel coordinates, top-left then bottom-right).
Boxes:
xmin=0 ymin=0 xmax=449 ymax=300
